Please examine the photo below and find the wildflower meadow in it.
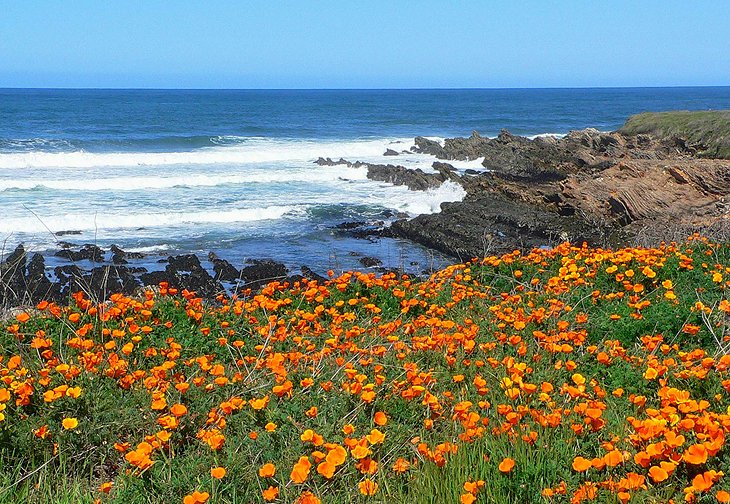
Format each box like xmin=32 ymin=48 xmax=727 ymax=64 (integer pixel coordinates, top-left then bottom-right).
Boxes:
xmin=3 ymin=236 xmax=730 ymax=503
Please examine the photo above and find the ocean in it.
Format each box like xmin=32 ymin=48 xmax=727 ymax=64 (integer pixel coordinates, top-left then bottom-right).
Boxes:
xmin=1 ymin=87 xmax=730 ymax=274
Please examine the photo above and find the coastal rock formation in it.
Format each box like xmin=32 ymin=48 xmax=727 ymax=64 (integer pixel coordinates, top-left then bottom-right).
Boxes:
xmin=140 ymin=254 xmax=222 ymax=299
xmin=0 ymin=244 xmax=302 ymax=307
xmin=208 ymin=252 xmax=240 ymax=282
xmin=323 ymin=131 xmax=643 ymax=256
xmin=54 ymin=244 xmax=105 ymax=262
xmin=26 ymin=254 xmax=58 ymax=302
xmin=620 ymin=110 xmax=730 ymax=159
xmin=358 ymin=256 xmax=382 ymax=268
xmin=387 ymin=121 xmax=730 ymax=257
xmin=0 ymin=245 xmax=27 ymax=304
xmin=391 ymin=193 xmax=614 ymax=259
xmin=238 ymin=259 xmax=288 ymax=292
xmin=365 ymin=164 xmax=444 ymax=191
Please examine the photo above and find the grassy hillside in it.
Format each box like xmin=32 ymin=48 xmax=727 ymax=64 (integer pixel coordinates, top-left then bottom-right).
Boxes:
xmin=3 ymin=237 xmax=730 ymax=503
xmin=620 ymin=110 xmax=730 ymax=158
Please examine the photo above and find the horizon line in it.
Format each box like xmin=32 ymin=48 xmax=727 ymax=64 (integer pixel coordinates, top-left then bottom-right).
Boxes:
xmin=2 ymin=84 xmax=730 ymax=92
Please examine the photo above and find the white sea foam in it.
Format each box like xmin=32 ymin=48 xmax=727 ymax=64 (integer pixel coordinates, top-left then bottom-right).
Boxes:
xmin=0 ymin=135 xmax=474 ymax=248
xmin=124 ymin=245 xmax=172 ymax=254
xmin=0 ymin=166 xmax=369 ymax=192
xmin=0 ymin=205 xmax=303 ymax=234
xmin=525 ymin=133 xmax=567 ymax=140
xmin=371 ymin=180 xmax=466 ymax=216
xmin=0 ymin=137 xmax=416 ymax=169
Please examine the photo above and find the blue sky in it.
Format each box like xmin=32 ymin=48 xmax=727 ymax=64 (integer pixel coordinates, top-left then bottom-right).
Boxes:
xmin=1 ymin=1 xmax=728 ymax=89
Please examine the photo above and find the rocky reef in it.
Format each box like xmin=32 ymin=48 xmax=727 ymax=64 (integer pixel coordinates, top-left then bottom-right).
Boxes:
xmin=0 ymin=244 xmax=327 ymax=307
xmin=352 ymin=119 xmax=730 ymax=259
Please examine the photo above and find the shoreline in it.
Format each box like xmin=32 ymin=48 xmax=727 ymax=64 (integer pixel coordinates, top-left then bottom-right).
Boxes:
xmin=3 ymin=110 xmax=730 ymax=306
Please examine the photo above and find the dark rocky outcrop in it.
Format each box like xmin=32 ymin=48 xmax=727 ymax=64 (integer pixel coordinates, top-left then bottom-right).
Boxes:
xmin=0 ymin=244 xmax=322 ymax=307
xmin=0 ymin=245 xmax=27 ymax=304
xmin=335 ymin=221 xmax=368 ymax=230
xmin=300 ymin=266 xmax=327 ymax=283
xmin=110 ymin=244 xmax=144 ymax=264
xmin=388 ymin=123 xmax=730 ymax=256
xmin=390 ymin=193 xmax=609 ymax=260
xmin=366 ymin=164 xmax=444 ymax=191
xmin=55 ymin=244 xmax=105 ymax=263
xmin=25 ymin=254 xmax=58 ymax=303
xmin=411 ymin=136 xmax=447 ymax=157
xmin=82 ymin=266 xmax=141 ymax=298
xmin=139 ymin=254 xmax=222 ymax=299
xmin=315 ymin=157 xmax=351 ymax=166
xmin=53 ymin=265 xmax=84 ymax=299
xmin=359 ymin=256 xmax=382 ymax=268
xmin=110 ymin=244 xmax=128 ymax=264
xmin=383 ymin=149 xmax=399 ymax=156
xmin=238 ymin=260 xmax=288 ymax=292
xmin=208 ymin=252 xmax=240 ymax=283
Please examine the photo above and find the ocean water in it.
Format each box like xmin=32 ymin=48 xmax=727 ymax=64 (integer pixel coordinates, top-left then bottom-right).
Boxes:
xmin=1 ymin=87 xmax=729 ymax=273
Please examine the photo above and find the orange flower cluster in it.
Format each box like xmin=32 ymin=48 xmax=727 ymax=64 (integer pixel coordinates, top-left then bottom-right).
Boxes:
xmin=3 ymin=237 xmax=730 ymax=502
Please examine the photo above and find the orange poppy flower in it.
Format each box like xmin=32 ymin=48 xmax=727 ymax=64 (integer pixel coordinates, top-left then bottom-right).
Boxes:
xmin=498 ymin=457 xmax=515 ymax=473
xmin=34 ymin=425 xmax=50 ymax=439
xmin=262 ymin=486 xmax=279 ymax=501
xmin=259 ymin=463 xmax=276 ymax=478
xmin=356 ymin=458 xmax=378 ymax=475
xmin=62 ymin=417 xmax=79 ymax=430
xmin=366 ymin=429 xmax=385 ymax=445
xmin=183 ymin=491 xmax=210 ymax=504
xmin=392 ymin=458 xmax=410 ymax=473
xmin=249 ymin=395 xmax=270 ymax=410
xmin=684 ymin=444 xmax=708 ymax=465
xmin=358 ymin=479 xmax=378 ymax=496
xmin=460 ymin=494 xmax=476 ymax=504
xmin=210 ymin=467 xmax=226 ymax=479
xmin=692 ymin=472 xmax=716 ymax=492
xmin=317 ymin=461 xmax=336 ymax=479
xmin=290 ymin=456 xmax=311 ymax=484
xmin=351 ymin=444 xmax=371 ymax=460
xmin=463 ymin=481 xmax=479 ymax=493
xmin=326 ymin=445 xmax=347 ymax=466
xmin=603 ymin=450 xmax=623 ymax=467
xmin=572 ymin=456 xmax=592 ymax=472
xmin=648 ymin=465 xmax=668 ymax=483
xmin=296 ymin=491 xmax=322 ymax=504
xmin=591 ymin=458 xmax=606 ymax=470
xmin=170 ymin=404 xmax=187 ymax=417
xmin=373 ymin=411 xmax=388 ymax=426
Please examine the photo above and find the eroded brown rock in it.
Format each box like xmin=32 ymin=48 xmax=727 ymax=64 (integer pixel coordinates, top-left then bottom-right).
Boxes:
xmin=392 ymin=127 xmax=730 ymax=256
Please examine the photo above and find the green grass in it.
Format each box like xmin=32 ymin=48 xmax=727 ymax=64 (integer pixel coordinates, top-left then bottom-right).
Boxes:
xmin=619 ymin=110 xmax=730 ymax=158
